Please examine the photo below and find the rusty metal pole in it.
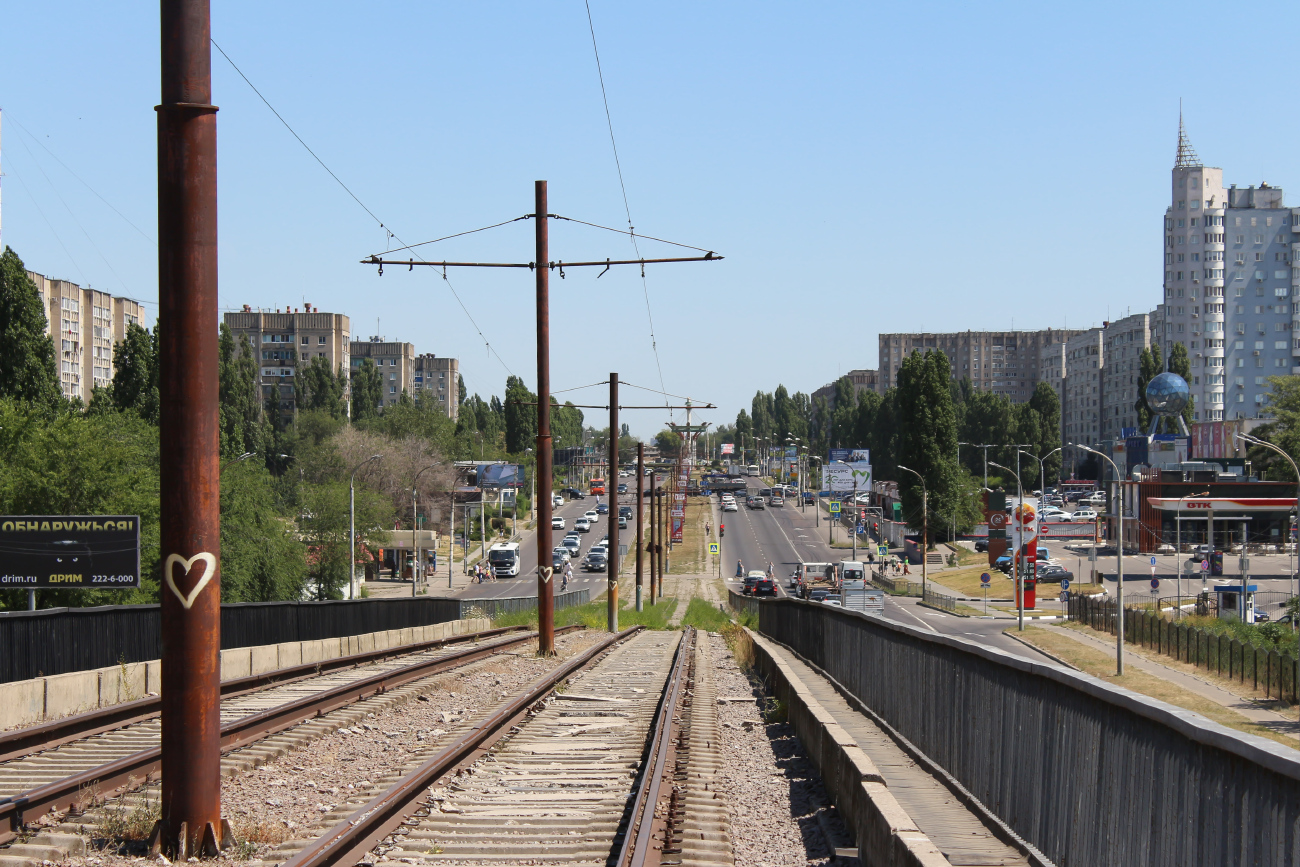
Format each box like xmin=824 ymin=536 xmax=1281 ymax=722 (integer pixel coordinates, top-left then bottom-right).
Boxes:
xmin=157 ymin=0 xmax=224 ymax=856
xmin=534 ymin=181 xmax=555 ymax=656
xmin=634 ymin=444 xmax=644 ymax=613
xmin=648 ymin=471 xmax=657 ymax=602
xmin=608 ymin=373 xmax=619 ymax=631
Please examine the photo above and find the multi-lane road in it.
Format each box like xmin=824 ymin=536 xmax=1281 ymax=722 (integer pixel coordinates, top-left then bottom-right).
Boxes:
xmin=716 ymin=480 xmax=1062 ymax=663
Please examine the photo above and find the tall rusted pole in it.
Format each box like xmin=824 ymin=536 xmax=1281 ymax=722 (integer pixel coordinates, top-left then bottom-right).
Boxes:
xmin=535 ymin=181 xmax=555 ymax=656
xmin=635 ymin=443 xmax=644 ymax=612
xmin=157 ymin=0 xmax=223 ymax=855
xmin=648 ymin=471 xmax=657 ymax=602
xmin=607 ymin=373 xmax=619 ymax=631
xmin=659 ymin=484 xmax=667 ymax=597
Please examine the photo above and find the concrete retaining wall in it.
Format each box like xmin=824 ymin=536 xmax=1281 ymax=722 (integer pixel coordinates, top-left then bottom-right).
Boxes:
xmin=757 ymin=599 xmax=1300 ymax=867
xmin=0 ymin=617 xmax=490 ymax=731
xmin=747 ymin=629 xmax=948 ymax=867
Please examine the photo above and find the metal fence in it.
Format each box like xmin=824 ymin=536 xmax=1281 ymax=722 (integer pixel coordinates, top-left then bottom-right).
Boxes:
xmin=871 ymin=570 xmax=923 ymax=596
xmin=921 ymin=586 xmax=958 ymax=613
xmin=756 ymin=598 xmax=1300 ymax=867
xmin=1067 ymin=593 xmax=1298 ymax=703
xmin=0 ymin=595 xmax=458 ymax=684
xmin=457 ymin=589 xmax=589 ymax=620
xmin=727 ymin=590 xmax=760 ymax=622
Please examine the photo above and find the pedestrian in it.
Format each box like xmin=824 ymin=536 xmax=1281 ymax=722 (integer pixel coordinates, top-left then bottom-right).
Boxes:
xmin=706 ymin=521 xmax=711 ymax=537
xmin=903 ymin=562 xmax=911 ymax=575
xmin=562 ymin=562 xmax=572 ymax=591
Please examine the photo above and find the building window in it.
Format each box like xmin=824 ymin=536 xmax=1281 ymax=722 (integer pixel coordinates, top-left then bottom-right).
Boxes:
xmin=389 ymin=386 xmax=396 ymax=394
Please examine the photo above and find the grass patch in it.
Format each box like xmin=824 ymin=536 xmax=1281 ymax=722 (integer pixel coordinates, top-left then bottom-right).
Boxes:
xmin=929 ymin=565 xmax=1014 ymax=597
xmin=680 ymin=597 xmax=732 ymax=632
xmin=955 ymin=603 xmax=986 ymax=617
xmin=1009 ymin=626 xmax=1298 ymax=747
xmin=491 ymin=598 xmax=680 ymax=631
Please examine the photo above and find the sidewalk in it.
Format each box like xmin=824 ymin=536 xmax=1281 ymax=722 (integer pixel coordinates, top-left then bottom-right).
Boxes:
xmin=1035 ymin=622 xmax=1299 ymax=742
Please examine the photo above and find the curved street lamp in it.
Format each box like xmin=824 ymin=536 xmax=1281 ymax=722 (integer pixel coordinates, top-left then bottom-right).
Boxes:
xmin=896 ymin=465 xmax=928 ymax=597
xmin=412 ymin=464 xmax=439 ymax=597
xmin=1071 ymin=443 xmax=1125 ymax=675
xmin=349 ymin=454 xmax=383 ymax=600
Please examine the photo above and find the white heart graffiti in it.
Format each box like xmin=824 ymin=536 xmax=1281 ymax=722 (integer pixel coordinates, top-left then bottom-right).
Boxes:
xmin=538 ymin=566 xmax=554 ymax=584
xmin=164 ymin=552 xmax=216 ymax=610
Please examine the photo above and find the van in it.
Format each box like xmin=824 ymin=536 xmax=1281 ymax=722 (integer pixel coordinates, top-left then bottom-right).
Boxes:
xmin=838 ymin=560 xmax=866 ymax=586
xmin=488 ymin=542 xmax=521 ymax=578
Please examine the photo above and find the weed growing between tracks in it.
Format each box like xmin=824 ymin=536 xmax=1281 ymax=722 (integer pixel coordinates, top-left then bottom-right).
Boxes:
xmin=680 ymin=597 xmax=731 ymax=632
xmin=491 ymin=598 xmax=679 ymax=631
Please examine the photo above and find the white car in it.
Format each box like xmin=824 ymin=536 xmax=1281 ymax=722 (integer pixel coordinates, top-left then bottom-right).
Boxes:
xmin=552 ymin=494 xmax=564 ymax=508
xmin=575 ymin=517 xmax=592 ymax=532
xmin=723 ymin=501 xmax=738 ymax=512
xmin=1072 ymin=509 xmax=1099 ymax=522
xmin=552 ymin=516 xmax=566 ymax=530
xmin=584 ymin=510 xmax=599 ymax=524
xmin=552 ymin=547 xmax=571 ymax=564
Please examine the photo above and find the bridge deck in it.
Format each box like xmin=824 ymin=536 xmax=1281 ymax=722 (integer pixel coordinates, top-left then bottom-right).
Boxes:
xmin=762 ymin=641 xmax=1031 ymax=867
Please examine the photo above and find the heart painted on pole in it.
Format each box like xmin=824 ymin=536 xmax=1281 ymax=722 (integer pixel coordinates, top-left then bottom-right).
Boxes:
xmin=538 ymin=566 xmax=554 ymax=584
xmin=164 ymin=552 xmax=216 ymax=610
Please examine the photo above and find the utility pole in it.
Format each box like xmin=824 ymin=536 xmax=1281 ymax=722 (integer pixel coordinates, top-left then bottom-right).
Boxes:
xmin=608 ymin=373 xmax=619 ymax=632
xmin=534 ymin=181 xmax=555 ymax=656
xmin=156 ymin=0 xmax=225 ymax=855
xmin=649 ymin=470 xmax=658 ymax=602
xmin=636 ymin=442 xmax=645 ymax=611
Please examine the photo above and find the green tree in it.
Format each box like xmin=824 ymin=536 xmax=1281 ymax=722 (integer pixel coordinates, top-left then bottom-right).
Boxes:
xmin=1027 ymin=382 xmax=1062 ymax=485
xmin=1168 ymin=341 xmax=1195 ymax=429
xmin=654 ymin=428 xmax=684 ymax=458
xmin=297 ymin=355 xmax=347 ymax=418
xmin=219 ymin=325 xmax=264 ymax=460
xmin=457 ymin=373 xmax=467 ymax=407
xmin=0 ymin=248 xmax=60 ymax=405
xmin=1134 ymin=343 xmax=1163 ymax=431
xmin=855 ymin=390 xmax=882 ymax=454
xmin=870 ymin=389 xmax=898 ymax=481
xmin=300 ymin=481 xmax=391 ymax=600
xmin=350 ymin=358 xmax=383 ymax=420
xmin=893 ymin=350 xmax=961 ymax=544
xmin=220 ymin=462 xmax=309 ymax=601
xmin=1241 ymin=375 xmax=1300 ymax=479
xmin=504 ymin=375 xmax=537 ymax=453
xmin=110 ymin=321 xmax=160 ymax=423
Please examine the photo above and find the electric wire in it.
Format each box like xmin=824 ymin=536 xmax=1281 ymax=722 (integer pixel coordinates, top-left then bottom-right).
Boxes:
xmin=369 ymin=216 xmax=532 ymax=258
xmin=551 ymin=380 xmax=611 ymax=395
xmin=3 ymin=154 xmax=89 ymax=287
xmin=619 ymin=380 xmax=711 ymax=406
xmin=582 ymin=0 xmax=669 ymax=412
xmin=212 ymin=39 xmax=515 ymax=381
xmin=549 ymin=214 xmax=713 ymax=254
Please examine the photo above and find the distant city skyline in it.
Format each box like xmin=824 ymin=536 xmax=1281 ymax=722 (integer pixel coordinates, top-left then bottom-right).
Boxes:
xmin=4 ymin=2 xmax=1300 ymax=437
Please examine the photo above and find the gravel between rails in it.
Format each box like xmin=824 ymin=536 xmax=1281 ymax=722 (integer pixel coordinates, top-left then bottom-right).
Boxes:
xmin=51 ymin=630 xmax=608 ymax=867
xmin=707 ymin=632 xmax=853 ymax=867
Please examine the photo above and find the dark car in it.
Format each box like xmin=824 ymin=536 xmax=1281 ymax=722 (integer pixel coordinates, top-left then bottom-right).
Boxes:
xmin=753 ymin=578 xmax=777 ymax=597
xmin=802 ymin=491 xmax=815 ymax=505
xmin=561 ymin=487 xmax=586 ymax=500
xmin=581 ymin=552 xmax=607 ymax=572
xmin=742 ymin=572 xmax=764 ymax=594
xmin=808 ymin=589 xmax=830 ymax=603
xmin=596 ymin=502 xmax=609 ymax=515
xmin=1037 ymin=564 xmax=1073 ymax=584
xmin=616 ymin=483 xmax=628 ymax=494
xmin=618 ymin=505 xmax=633 ymax=519
xmin=974 ymin=539 xmax=989 ymax=553
xmin=551 ymin=550 xmax=567 ymax=570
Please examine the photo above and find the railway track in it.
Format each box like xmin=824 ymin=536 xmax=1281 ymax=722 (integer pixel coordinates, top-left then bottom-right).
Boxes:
xmin=243 ymin=626 xmax=730 ymax=867
xmin=0 ymin=624 xmax=580 ymax=848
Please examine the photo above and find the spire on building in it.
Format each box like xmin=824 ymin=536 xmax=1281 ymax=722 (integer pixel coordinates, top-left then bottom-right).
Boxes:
xmin=1175 ymin=106 xmax=1202 ymax=169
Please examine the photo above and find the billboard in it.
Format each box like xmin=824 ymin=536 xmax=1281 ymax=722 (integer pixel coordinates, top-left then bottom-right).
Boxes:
xmin=479 ymin=464 xmax=526 ymax=488
xmin=825 ymin=462 xmax=872 ymax=492
xmin=0 ymin=516 xmax=141 ymax=588
xmin=721 ymin=443 xmax=734 ymax=455
xmin=828 ymin=448 xmax=870 ymax=464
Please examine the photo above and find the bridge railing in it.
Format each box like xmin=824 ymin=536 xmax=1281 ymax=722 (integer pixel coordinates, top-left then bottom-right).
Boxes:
xmin=755 ymin=598 xmax=1300 ymax=867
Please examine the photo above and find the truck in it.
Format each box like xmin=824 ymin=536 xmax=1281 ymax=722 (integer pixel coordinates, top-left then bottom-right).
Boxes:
xmin=487 ymin=542 xmax=521 ymax=578
xmin=794 ymin=561 xmax=836 ymax=598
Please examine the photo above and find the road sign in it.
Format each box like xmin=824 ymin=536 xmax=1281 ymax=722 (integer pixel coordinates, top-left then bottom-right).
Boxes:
xmin=1150 ymin=556 xmax=1157 ymax=566
xmin=1060 ymin=578 xmax=1070 ymax=590
xmin=1060 ymin=591 xmax=1070 ymax=603
xmin=878 ymin=545 xmax=888 ymax=556
xmin=709 ymin=543 xmax=719 ymax=554
xmin=980 ymin=572 xmax=991 ymax=586
xmin=829 ymin=501 xmax=841 ymax=514
xmin=1150 ymin=577 xmax=1160 ymax=589
xmin=1200 ymin=560 xmax=1209 ymax=572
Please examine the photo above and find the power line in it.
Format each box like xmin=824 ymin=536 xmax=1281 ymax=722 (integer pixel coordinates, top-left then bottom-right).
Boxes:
xmin=211 ymin=39 xmax=515 ymax=381
xmin=371 ymin=215 xmax=532 ymax=258
xmin=582 ymin=1 xmax=669 ymax=411
xmin=549 ymin=214 xmax=714 ymax=254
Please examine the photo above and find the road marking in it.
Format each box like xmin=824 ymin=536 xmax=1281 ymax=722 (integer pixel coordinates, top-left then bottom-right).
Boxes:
xmin=884 ymin=598 xmax=938 ymax=632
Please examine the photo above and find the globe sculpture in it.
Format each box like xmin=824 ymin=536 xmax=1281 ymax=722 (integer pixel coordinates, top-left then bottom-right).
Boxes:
xmin=1144 ymin=371 xmax=1190 ymax=435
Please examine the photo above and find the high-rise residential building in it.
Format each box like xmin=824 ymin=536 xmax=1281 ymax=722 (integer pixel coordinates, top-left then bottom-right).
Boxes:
xmin=1100 ymin=311 xmax=1154 ymax=441
xmin=223 ymin=304 xmax=351 ymax=414
xmin=1062 ymin=329 xmax=1104 ymax=449
xmin=1038 ymin=342 xmax=1067 ymax=403
xmin=28 ymin=270 xmax=145 ymax=403
xmin=348 ymin=338 xmax=415 ymax=409
xmin=1159 ymin=119 xmax=1300 ymax=422
xmin=412 ymin=353 xmax=459 ymax=422
xmin=878 ymin=329 xmax=1086 ymax=400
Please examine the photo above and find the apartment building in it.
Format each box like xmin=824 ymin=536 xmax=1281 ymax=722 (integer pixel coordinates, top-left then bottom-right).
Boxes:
xmin=1062 ymin=329 xmax=1104 ymax=448
xmin=28 ymin=270 xmax=145 ymax=403
xmin=349 ymin=338 xmax=415 ymax=409
xmin=1038 ymin=342 xmax=1067 ymax=403
xmin=1159 ymin=120 xmax=1300 ymax=422
xmin=811 ymin=369 xmax=880 ymax=406
xmin=1100 ymin=311 xmax=1154 ymax=441
xmin=412 ymin=353 xmax=459 ymax=422
xmin=878 ymin=329 xmax=1086 ymax=401
xmin=223 ymin=305 xmax=351 ymax=414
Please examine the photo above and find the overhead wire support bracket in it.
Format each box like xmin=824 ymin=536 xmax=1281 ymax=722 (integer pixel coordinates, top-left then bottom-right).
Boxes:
xmin=361 ymin=254 xmax=721 ymax=271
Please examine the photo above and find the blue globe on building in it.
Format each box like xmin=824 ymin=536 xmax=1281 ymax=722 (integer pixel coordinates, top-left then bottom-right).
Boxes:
xmin=1145 ymin=372 xmax=1190 ymax=416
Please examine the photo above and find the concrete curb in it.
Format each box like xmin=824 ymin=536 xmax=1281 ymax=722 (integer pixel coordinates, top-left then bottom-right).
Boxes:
xmin=745 ymin=629 xmax=948 ymax=867
xmin=1000 ymin=629 xmax=1082 ymax=671
xmin=916 ymin=601 xmax=968 ymax=618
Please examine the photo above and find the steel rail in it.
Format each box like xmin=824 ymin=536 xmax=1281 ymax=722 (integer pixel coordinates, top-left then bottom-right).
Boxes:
xmin=277 ymin=626 xmax=645 ymax=867
xmin=613 ymin=626 xmax=696 ymax=866
xmin=0 ymin=625 xmax=581 ymax=844
xmin=0 ymin=624 xmax=533 ymax=765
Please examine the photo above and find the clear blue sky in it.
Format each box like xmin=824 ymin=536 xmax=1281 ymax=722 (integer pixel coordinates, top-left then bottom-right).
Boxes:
xmin=3 ymin=1 xmax=1298 ymax=438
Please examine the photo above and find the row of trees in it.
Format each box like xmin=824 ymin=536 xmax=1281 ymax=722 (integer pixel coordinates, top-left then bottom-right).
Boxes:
xmin=0 ymin=245 xmax=610 ymax=609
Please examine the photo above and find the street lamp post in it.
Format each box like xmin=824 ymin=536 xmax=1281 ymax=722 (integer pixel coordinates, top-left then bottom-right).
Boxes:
xmin=1036 ymin=447 xmax=1063 ymax=494
xmin=989 ymin=461 xmax=1025 ymax=631
xmin=1071 ymin=443 xmax=1125 ymax=675
xmin=897 ymin=465 xmax=928 ymax=598
xmin=809 ymin=456 xmax=823 ymax=528
xmin=349 ymin=454 xmax=383 ymax=600
xmin=1236 ymin=432 xmax=1299 ymax=697
xmin=1174 ymin=491 xmax=1210 ymax=620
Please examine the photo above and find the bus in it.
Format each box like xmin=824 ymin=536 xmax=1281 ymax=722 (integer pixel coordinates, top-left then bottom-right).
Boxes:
xmin=590 ymin=478 xmax=606 ymax=496
xmin=487 ymin=542 xmax=521 ymax=578
xmin=746 ymin=465 xmax=760 ymax=477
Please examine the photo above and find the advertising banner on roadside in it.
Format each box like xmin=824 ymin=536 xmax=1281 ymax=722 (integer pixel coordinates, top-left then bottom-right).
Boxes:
xmin=721 ymin=443 xmax=734 ymax=455
xmin=0 ymin=516 xmax=141 ymax=588
xmin=825 ymin=462 xmax=872 ymax=492
xmin=828 ymin=448 xmax=870 ymax=464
